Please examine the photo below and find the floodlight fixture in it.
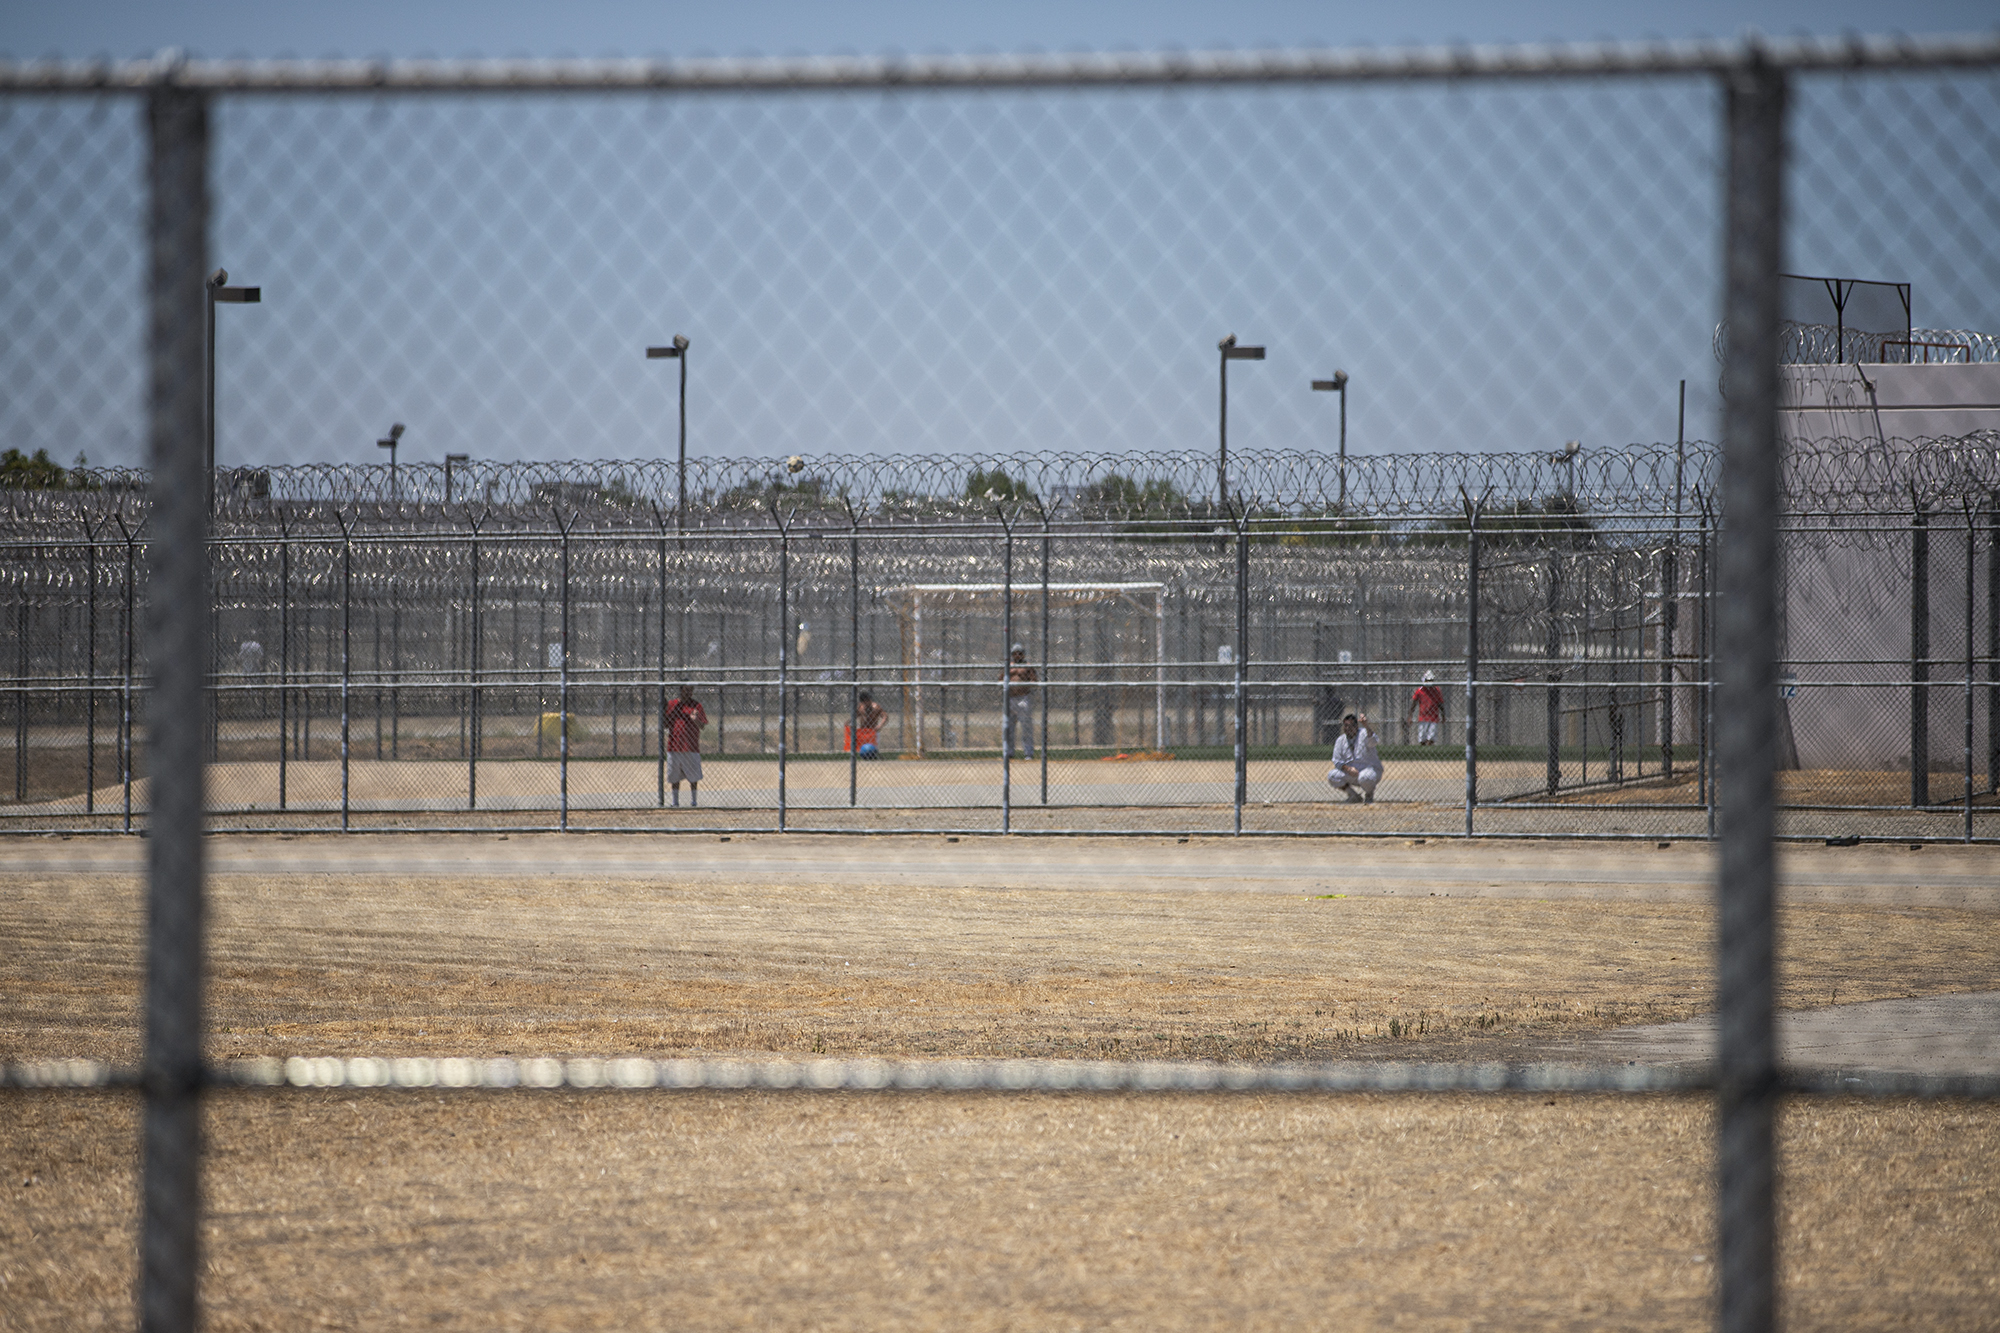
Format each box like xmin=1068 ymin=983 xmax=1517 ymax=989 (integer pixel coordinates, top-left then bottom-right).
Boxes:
xmin=378 ymin=423 xmax=405 ymax=501
xmin=444 ymin=452 xmax=471 ymax=504
xmin=1216 ymin=334 xmax=1266 ymax=506
xmin=1552 ymin=440 xmax=1583 ymax=502
xmin=648 ymin=335 xmax=691 ymax=530
xmin=205 ymin=267 xmax=261 ymax=515
xmin=1312 ymin=369 xmax=1352 ymax=507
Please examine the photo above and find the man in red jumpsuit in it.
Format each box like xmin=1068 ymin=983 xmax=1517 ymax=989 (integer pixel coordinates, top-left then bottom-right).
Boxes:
xmin=664 ymin=682 xmax=709 ymax=807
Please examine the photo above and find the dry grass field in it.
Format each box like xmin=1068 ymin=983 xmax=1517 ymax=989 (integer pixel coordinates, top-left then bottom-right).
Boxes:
xmin=4 ymin=834 xmax=1998 ymax=1329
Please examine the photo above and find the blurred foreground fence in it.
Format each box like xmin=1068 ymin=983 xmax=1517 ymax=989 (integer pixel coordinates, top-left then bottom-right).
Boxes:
xmin=4 ymin=33 xmax=2000 ymax=1333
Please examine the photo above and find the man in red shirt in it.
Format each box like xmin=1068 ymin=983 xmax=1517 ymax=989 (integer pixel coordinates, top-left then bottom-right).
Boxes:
xmin=664 ymin=682 xmax=709 ymax=807
xmin=1406 ymin=670 xmax=1445 ymax=745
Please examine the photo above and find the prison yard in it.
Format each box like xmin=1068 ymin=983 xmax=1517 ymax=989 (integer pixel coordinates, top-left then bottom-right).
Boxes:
xmin=6 ymin=27 xmax=2000 ymax=1333
xmin=4 ymin=833 xmax=1999 ymax=1328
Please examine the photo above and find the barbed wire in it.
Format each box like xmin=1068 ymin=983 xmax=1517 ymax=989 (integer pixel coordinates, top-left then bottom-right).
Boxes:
xmin=6 ymin=437 xmax=1996 ymax=535
xmin=1716 ymin=320 xmax=2000 ymax=366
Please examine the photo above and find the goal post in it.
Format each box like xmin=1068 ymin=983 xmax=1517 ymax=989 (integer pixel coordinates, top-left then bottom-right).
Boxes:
xmin=881 ymin=582 xmax=1168 ymax=754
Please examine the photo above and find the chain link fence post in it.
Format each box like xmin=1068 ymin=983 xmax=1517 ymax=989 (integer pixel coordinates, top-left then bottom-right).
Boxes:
xmin=1462 ymin=487 xmax=1485 ymax=837
xmin=137 ymin=77 xmax=211 ymax=1333
xmin=1988 ymin=492 xmax=1998 ymax=795
xmin=1965 ymin=502 xmax=1977 ymax=842
xmin=1232 ymin=505 xmax=1248 ymax=835
xmin=337 ymin=510 xmax=352 ymax=831
xmin=1912 ymin=494 xmax=1930 ymax=807
xmin=1715 ymin=51 xmax=1787 ymax=1333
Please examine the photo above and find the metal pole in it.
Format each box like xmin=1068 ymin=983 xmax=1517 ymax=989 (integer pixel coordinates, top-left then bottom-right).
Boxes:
xmin=119 ymin=512 xmax=136 ymax=833
xmin=84 ymin=512 xmax=97 ymax=816
xmin=204 ymin=270 xmax=215 ymax=519
xmin=668 ymin=506 xmax=676 ymax=800
xmin=390 ymin=567 xmax=400 ymax=760
xmin=677 ymin=344 xmax=688 ymax=537
xmin=1967 ymin=504 xmax=1977 ymax=843
xmin=1989 ymin=493 xmax=1998 ymax=795
xmin=16 ymin=566 xmax=28 ymax=803
xmin=1000 ymin=509 xmax=1014 ymax=833
xmin=1912 ymin=495 xmax=1930 ymax=808
xmin=1716 ymin=55 xmax=1786 ymax=1333
xmin=1545 ymin=557 xmax=1562 ymax=795
xmin=278 ymin=520 xmax=289 ymax=811
xmin=138 ymin=82 xmax=210 ymax=1333
xmin=1702 ymin=494 xmax=1716 ymax=837
xmin=775 ymin=505 xmax=789 ymax=831
xmin=1040 ymin=507 xmax=1052 ymax=806
xmin=1218 ymin=348 xmax=1230 ymax=509
xmin=338 ymin=513 xmax=351 ymax=832
xmin=1666 ymin=379 xmax=1686 ymax=779
xmin=1463 ymin=488 xmax=1484 ymax=837
xmin=468 ymin=516 xmax=482 ymax=810
xmin=556 ymin=511 xmax=571 ymax=832
xmin=1233 ymin=508 xmax=1248 ymax=834
xmin=849 ymin=511 xmax=860 ymax=807
xmin=1338 ymin=377 xmax=1348 ymax=509
xmin=1156 ymin=587 xmax=1167 ymax=752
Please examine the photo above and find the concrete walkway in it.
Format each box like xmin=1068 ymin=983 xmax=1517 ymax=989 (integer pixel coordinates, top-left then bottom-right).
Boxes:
xmin=1556 ymin=992 xmax=2000 ymax=1076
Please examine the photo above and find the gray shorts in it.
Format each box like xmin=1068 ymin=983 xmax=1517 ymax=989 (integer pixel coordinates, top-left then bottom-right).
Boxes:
xmin=667 ymin=751 xmax=703 ymax=784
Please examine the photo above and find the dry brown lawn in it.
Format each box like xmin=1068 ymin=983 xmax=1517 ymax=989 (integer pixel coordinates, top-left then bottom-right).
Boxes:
xmin=4 ymin=1092 xmax=1997 ymax=1331
xmin=5 ymin=859 xmax=1999 ymax=1065
xmin=4 ymin=835 xmax=1998 ymax=1328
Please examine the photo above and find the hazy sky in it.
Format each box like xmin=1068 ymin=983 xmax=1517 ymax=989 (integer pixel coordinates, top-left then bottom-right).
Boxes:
xmin=3 ymin=5 xmax=1994 ymax=476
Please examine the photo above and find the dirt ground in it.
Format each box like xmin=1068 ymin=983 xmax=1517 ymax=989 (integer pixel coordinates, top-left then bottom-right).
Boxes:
xmin=3 ymin=835 xmax=1998 ymax=1328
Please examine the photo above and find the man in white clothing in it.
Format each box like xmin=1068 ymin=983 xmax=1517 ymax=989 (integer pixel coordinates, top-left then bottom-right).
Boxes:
xmin=1327 ymin=711 xmax=1382 ymax=803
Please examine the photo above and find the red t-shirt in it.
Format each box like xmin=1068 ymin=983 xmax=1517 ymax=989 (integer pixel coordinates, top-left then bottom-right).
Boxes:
xmin=665 ymin=699 xmax=707 ymax=752
xmin=1412 ymin=684 xmax=1444 ymax=722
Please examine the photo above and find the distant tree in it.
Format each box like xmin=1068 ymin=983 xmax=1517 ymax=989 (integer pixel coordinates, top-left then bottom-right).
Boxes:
xmin=1077 ymin=472 xmax=1188 ymax=517
xmin=1412 ymin=493 xmax=1597 ymax=548
xmin=963 ymin=466 xmax=1032 ymax=504
xmin=0 ymin=447 xmax=70 ymax=489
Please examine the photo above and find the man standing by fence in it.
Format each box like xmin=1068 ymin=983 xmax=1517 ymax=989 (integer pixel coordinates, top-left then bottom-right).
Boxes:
xmin=664 ymin=682 xmax=708 ymax=807
xmin=1407 ymin=670 xmax=1445 ymax=745
xmin=1005 ymin=643 xmax=1036 ymax=759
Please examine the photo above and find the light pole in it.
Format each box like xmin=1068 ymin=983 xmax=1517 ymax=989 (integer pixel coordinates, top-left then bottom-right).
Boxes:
xmin=1553 ymin=439 xmax=1582 ymax=508
xmin=444 ymin=452 xmax=470 ymax=505
xmin=206 ymin=267 xmax=260 ymax=515
xmin=377 ymin=423 xmax=405 ymax=503
xmin=1311 ymin=369 xmax=1350 ymax=508
xmin=646 ymin=334 xmax=691 ymax=532
xmin=1217 ymin=334 xmax=1265 ymax=508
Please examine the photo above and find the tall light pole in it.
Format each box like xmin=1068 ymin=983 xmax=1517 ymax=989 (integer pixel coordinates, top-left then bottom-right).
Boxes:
xmin=647 ymin=334 xmax=691 ymax=533
xmin=1554 ymin=439 xmax=1582 ymax=506
xmin=1217 ymin=334 xmax=1265 ymax=508
xmin=377 ymin=422 xmax=405 ymax=503
xmin=1311 ymin=369 xmax=1350 ymax=508
xmin=206 ymin=267 xmax=260 ymax=515
xmin=444 ymin=452 xmax=470 ymax=505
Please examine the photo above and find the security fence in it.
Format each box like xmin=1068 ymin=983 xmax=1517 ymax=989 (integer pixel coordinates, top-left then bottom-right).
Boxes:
xmin=3 ymin=441 xmax=1994 ymax=839
xmin=5 ymin=33 xmax=2000 ymax=1333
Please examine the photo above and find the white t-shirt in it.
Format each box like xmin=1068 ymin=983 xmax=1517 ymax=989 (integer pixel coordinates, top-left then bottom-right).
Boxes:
xmin=1330 ymin=727 xmax=1381 ymax=773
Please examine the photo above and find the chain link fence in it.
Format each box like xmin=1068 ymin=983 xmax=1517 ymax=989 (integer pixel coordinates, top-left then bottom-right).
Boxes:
xmin=3 ymin=440 xmax=1993 ymax=839
xmin=4 ymin=34 xmax=1999 ymax=1333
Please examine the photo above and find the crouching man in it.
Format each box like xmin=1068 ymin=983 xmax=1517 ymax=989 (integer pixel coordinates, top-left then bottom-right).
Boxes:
xmin=1327 ymin=711 xmax=1382 ymax=804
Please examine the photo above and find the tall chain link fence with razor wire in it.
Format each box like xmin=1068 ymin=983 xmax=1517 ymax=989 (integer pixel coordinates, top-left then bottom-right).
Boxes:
xmin=2 ymin=441 xmax=1994 ymax=840
xmin=3 ymin=36 xmax=2000 ymax=1333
